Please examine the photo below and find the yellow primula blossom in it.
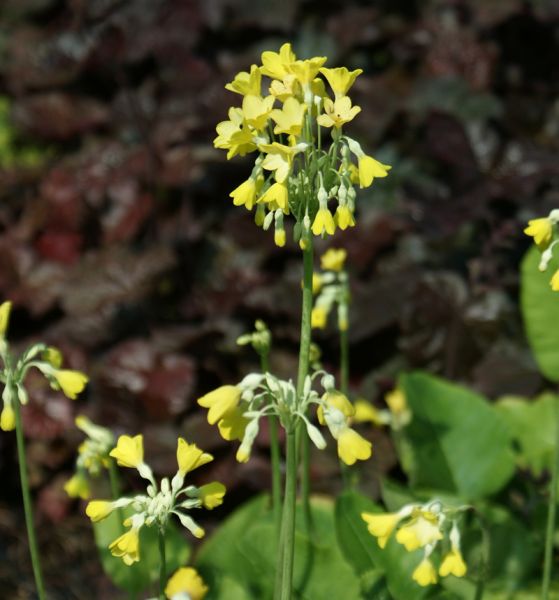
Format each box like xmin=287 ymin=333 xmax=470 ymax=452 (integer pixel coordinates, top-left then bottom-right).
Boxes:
xmin=395 ymin=510 xmax=443 ymax=551
xmin=413 ymin=558 xmax=438 ymax=587
xmin=198 ymin=385 xmax=241 ymax=425
xmin=213 ymin=108 xmax=256 ymax=159
xmin=230 ymin=178 xmax=257 ymax=210
xmin=241 ymin=95 xmax=275 ymax=131
xmin=225 ymin=64 xmax=262 ymax=96
xmin=439 ymin=548 xmax=467 ymax=578
xmin=358 ymin=155 xmax=391 ymax=188
xmin=317 ymin=96 xmax=361 ymax=129
xmin=50 ymin=369 xmax=89 ymax=400
xmin=334 ymin=205 xmax=355 ymax=230
xmin=258 ymin=181 xmax=289 ymax=213
xmin=86 ymin=500 xmax=114 ymax=522
xmin=0 ymin=301 xmax=12 ymax=338
xmin=361 ymin=512 xmax=402 ymax=549
xmin=353 ymin=400 xmax=385 ymax=426
xmin=317 ymin=391 xmax=355 ymax=425
xmin=269 ymin=74 xmax=299 ymax=102
xmin=259 ymin=142 xmax=299 ymax=184
xmin=271 ymin=97 xmax=306 ymax=136
xmin=312 ymin=207 xmax=336 ymax=236
xmin=289 ymin=57 xmax=327 ymax=86
xmin=0 ymin=405 xmax=15 ymax=431
xmin=217 ymin=406 xmax=248 ymax=441
xmin=109 ymin=528 xmax=140 ymax=566
xmin=320 ymin=66 xmax=363 ymax=98
xmin=64 ymin=470 xmax=91 ymax=500
xmin=337 ymin=427 xmax=372 ymax=465
xmin=198 ymin=482 xmax=226 ymax=509
xmin=311 ymin=306 xmax=328 ymax=329
xmin=177 ymin=438 xmax=213 ymax=476
xmin=165 ymin=567 xmax=208 ymax=600
xmin=260 ymin=43 xmax=297 ymax=79
xmin=524 ymin=217 xmax=553 ymax=249
xmin=321 ymin=248 xmax=347 ymax=272
xmin=110 ymin=434 xmax=144 ymax=468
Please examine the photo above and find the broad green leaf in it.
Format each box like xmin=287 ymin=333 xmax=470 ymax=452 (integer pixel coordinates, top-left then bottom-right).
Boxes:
xmin=206 ymin=575 xmax=253 ymax=600
xmin=521 ymin=246 xmax=559 ymax=381
xmin=495 ymin=393 xmax=558 ymax=476
xmin=400 ymin=372 xmax=515 ymax=500
xmin=93 ymin=508 xmax=190 ymax=594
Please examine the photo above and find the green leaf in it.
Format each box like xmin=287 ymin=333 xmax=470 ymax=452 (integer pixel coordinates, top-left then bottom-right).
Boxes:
xmin=521 ymin=246 xmax=559 ymax=381
xmin=205 ymin=576 xmax=254 ymax=600
xmin=495 ymin=393 xmax=557 ymax=476
xmin=400 ymin=372 xmax=516 ymax=500
xmin=93 ymin=508 xmax=190 ymax=594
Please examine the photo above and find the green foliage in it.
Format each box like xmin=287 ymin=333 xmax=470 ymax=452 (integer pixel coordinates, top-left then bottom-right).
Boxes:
xmin=521 ymin=246 xmax=559 ymax=381
xmin=399 ymin=371 xmax=516 ymax=500
xmin=92 ymin=508 xmax=190 ymax=595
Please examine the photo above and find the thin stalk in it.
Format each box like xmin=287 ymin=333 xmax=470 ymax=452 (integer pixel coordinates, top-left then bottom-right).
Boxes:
xmin=158 ymin=528 xmax=167 ymax=600
xmin=339 ymin=324 xmax=352 ymax=490
xmin=108 ymin=457 xmax=122 ymax=500
xmin=542 ymin=395 xmax=559 ymax=599
xmin=13 ymin=392 xmax=46 ymax=600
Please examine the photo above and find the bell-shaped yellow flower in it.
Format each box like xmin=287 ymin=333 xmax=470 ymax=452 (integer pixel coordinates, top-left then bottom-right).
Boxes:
xmin=109 ymin=528 xmax=140 ymax=565
xmin=214 ymin=108 xmax=256 ymax=159
xmin=0 ymin=405 xmax=15 ymax=431
xmin=439 ymin=548 xmax=467 ymax=578
xmin=217 ymin=406 xmax=248 ymax=441
xmin=269 ymin=74 xmax=299 ymax=102
xmin=86 ymin=500 xmax=114 ymax=522
xmin=361 ymin=512 xmax=401 ymax=549
xmin=412 ymin=558 xmax=438 ymax=587
xmin=311 ymin=306 xmax=328 ymax=329
xmin=320 ymin=66 xmax=363 ymax=98
xmin=317 ymin=391 xmax=355 ymax=425
xmin=177 ymin=438 xmax=213 ymax=476
xmin=334 ymin=205 xmax=355 ymax=230
xmin=165 ymin=567 xmax=208 ymax=600
xmin=0 ymin=301 xmax=11 ymax=339
xmin=317 ymin=96 xmax=361 ymax=129
xmin=358 ymin=155 xmax=391 ymax=188
xmin=260 ymin=142 xmax=297 ymax=184
xmin=288 ymin=57 xmax=327 ymax=86
xmin=197 ymin=385 xmax=241 ymax=425
xmin=241 ymin=95 xmax=275 ymax=131
xmin=312 ymin=207 xmax=336 ymax=236
xmin=321 ymin=248 xmax=347 ymax=272
xmin=198 ymin=481 xmax=226 ymax=509
xmin=64 ymin=471 xmax=91 ymax=499
xmin=274 ymin=228 xmax=286 ymax=247
xmin=271 ymin=97 xmax=307 ymax=136
xmin=353 ymin=400 xmax=384 ymax=426
xmin=337 ymin=427 xmax=372 ymax=465
xmin=258 ymin=182 xmax=289 ymax=213
xmin=260 ymin=43 xmax=297 ymax=79
xmin=230 ymin=178 xmax=257 ymax=209
xmin=395 ymin=510 xmax=443 ymax=551
xmin=225 ymin=64 xmax=262 ymax=96
xmin=51 ymin=369 xmax=89 ymax=400
xmin=110 ymin=434 xmax=144 ymax=468
xmin=524 ymin=217 xmax=553 ymax=249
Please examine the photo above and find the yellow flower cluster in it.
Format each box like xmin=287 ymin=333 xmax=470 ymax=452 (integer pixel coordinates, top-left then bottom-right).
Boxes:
xmin=86 ymin=435 xmax=225 ymax=565
xmin=362 ymin=503 xmax=467 ymax=587
xmin=215 ymin=43 xmax=391 ymax=247
xmin=524 ymin=210 xmax=559 ymax=290
xmin=311 ymin=248 xmax=349 ymax=331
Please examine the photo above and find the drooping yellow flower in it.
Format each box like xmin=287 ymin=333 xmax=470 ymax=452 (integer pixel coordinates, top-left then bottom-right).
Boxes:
xmin=86 ymin=500 xmax=114 ymax=522
xmin=524 ymin=217 xmax=553 ymax=249
xmin=225 ymin=65 xmax=262 ymax=96
xmin=0 ymin=405 xmax=15 ymax=431
xmin=361 ymin=512 xmax=401 ymax=549
xmin=312 ymin=207 xmax=336 ymax=236
xmin=439 ymin=548 xmax=467 ymax=578
xmin=230 ymin=178 xmax=257 ymax=209
xmin=198 ymin=482 xmax=226 ymax=509
xmin=165 ymin=567 xmax=208 ymax=600
xmin=110 ymin=434 xmax=144 ymax=468
xmin=337 ymin=427 xmax=372 ymax=465
xmin=412 ymin=558 xmax=438 ymax=587
xmin=395 ymin=510 xmax=443 ymax=552
xmin=334 ymin=205 xmax=355 ymax=230
xmin=260 ymin=43 xmax=297 ymax=79
xmin=270 ymin=97 xmax=307 ymax=136
xmin=385 ymin=388 xmax=406 ymax=415
xmin=198 ymin=385 xmax=241 ymax=425
xmin=260 ymin=142 xmax=298 ymax=184
xmin=319 ymin=66 xmax=363 ymax=98
xmin=217 ymin=406 xmax=248 ymax=441
xmin=317 ymin=391 xmax=355 ymax=425
xmin=274 ymin=228 xmax=286 ymax=247
xmin=317 ymin=96 xmax=361 ymax=129
xmin=213 ymin=108 xmax=256 ymax=159
xmin=551 ymin=269 xmax=559 ymax=291
xmin=64 ymin=471 xmax=91 ymax=499
xmin=109 ymin=528 xmax=140 ymax=565
xmin=288 ymin=57 xmax=327 ymax=86
xmin=0 ymin=301 xmax=11 ymax=339
xmin=177 ymin=438 xmax=213 ymax=476
xmin=321 ymin=248 xmax=347 ymax=272
xmin=311 ymin=306 xmax=328 ymax=329
xmin=50 ymin=369 xmax=89 ymax=400
xmin=241 ymin=94 xmax=275 ymax=131
xmin=353 ymin=400 xmax=384 ymax=426
xmin=358 ymin=155 xmax=391 ymax=188
xmin=258 ymin=182 xmax=289 ymax=213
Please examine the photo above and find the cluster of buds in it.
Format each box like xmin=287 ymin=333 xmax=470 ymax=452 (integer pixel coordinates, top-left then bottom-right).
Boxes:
xmin=214 ymin=43 xmax=391 ymax=247
xmin=236 ymin=319 xmax=272 ymax=359
xmin=0 ymin=301 xmax=89 ymax=431
xmin=524 ymin=210 xmax=559 ymax=289
xmin=353 ymin=388 xmax=412 ymax=431
xmin=197 ymin=370 xmax=372 ymax=466
xmin=64 ymin=416 xmax=115 ymax=499
xmin=362 ymin=500 xmax=468 ymax=587
xmin=85 ymin=435 xmax=226 ymax=565
xmin=311 ymin=248 xmax=349 ymax=331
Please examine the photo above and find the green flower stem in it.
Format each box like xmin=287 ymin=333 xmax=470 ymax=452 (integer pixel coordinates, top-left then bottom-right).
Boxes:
xmin=13 ymin=391 xmax=46 ymax=600
xmin=108 ymin=457 xmax=122 ymax=500
xmin=542 ymin=395 xmax=559 ymax=600
xmin=158 ymin=528 xmax=167 ymax=600
xmin=339 ymin=324 xmax=352 ymax=490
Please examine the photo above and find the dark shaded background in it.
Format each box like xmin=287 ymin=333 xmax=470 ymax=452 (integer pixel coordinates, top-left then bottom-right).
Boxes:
xmin=0 ymin=0 xmax=558 ymax=597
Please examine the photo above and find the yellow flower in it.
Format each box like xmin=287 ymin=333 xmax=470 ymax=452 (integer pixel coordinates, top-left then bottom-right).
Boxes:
xmin=260 ymin=142 xmax=298 ymax=184
xmin=551 ymin=269 xmax=559 ymax=291
xmin=361 ymin=512 xmax=401 ymax=549
xmin=271 ymin=97 xmax=307 ymax=136
xmin=217 ymin=407 xmax=248 ymax=441
xmin=311 ymin=306 xmax=328 ymax=329
xmin=358 ymin=155 xmax=391 ymax=188
xmin=109 ymin=528 xmax=140 ymax=566
xmin=214 ymin=108 xmax=256 ymax=159
xmin=439 ymin=548 xmax=467 ymax=578
xmin=524 ymin=217 xmax=553 ymax=249
xmin=230 ymin=178 xmax=257 ymax=209
xmin=0 ymin=301 xmax=11 ymax=339
xmin=395 ymin=510 xmax=443 ymax=552
xmin=337 ymin=428 xmax=372 ymax=465
xmin=42 ymin=346 xmax=63 ymax=368
xmin=320 ymin=248 xmax=347 ymax=272
xmin=0 ymin=405 xmax=15 ymax=431
xmin=198 ymin=482 xmax=226 ymax=509
xmin=260 ymin=43 xmax=297 ymax=79
xmin=317 ymin=96 xmax=361 ymax=129
xmin=412 ymin=558 xmax=438 ymax=587
xmin=51 ymin=369 xmax=89 ymax=400
xmin=318 ymin=391 xmax=355 ymax=425
xmin=288 ymin=57 xmax=327 ymax=86
xmin=64 ymin=471 xmax=91 ymax=499
xmin=269 ymin=74 xmax=299 ymax=102
xmin=165 ymin=567 xmax=208 ymax=600
xmin=258 ymin=182 xmax=289 ymax=213
xmin=110 ymin=434 xmax=144 ymax=468
xmin=312 ymin=273 xmax=323 ymax=294
xmin=177 ymin=438 xmax=213 ymax=476
xmin=274 ymin=228 xmax=286 ymax=247
xmin=225 ymin=64 xmax=262 ymax=96
xmin=312 ymin=207 xmax=336 ymax=236
xmin=353 ymin=400 xmax=384 ymax=426
xmin=236 ymin=445 xmax=250 ymax=463
xmin=334 ymin=205 xmax=355 ymax=230
xmin=86 ymin=500 xmax=114 ymax=522
xmin=385 ymin=388 xmax=406 ymax=415
xmin=319 ymin=67 xmax=363 ymax=98
xmin=241 ymin=94 xmax=275 ymax=131
xmin=197 ymin=385 xmax=241 ymax=425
